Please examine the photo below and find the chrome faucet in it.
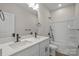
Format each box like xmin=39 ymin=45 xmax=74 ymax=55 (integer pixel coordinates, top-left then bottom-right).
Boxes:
xmin=12 ymin=33 xmax=21 ymax=42
xmin=16 ymin=34 xmax=21 ymax=42
xmin=35 ymin=32 xmax=37 ymax=38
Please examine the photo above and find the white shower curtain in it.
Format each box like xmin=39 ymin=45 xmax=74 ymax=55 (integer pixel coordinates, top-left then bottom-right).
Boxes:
xmin=50 ymin=19 xmax=79 ymax=55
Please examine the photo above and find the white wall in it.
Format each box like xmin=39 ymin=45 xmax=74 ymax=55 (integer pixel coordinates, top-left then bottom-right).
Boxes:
xmin=75 ymin=4 xmax=79 ymax=16
xmin=0 ymin=3 xmax=37 ymax=36
xmin=74 ymin=3 xmax=79 ymax=45
xmin=37 ymin=4 xmax=51 ymax=36
xmin=0 ymin=3 xmax=37 ymax=44
xmin=51 ymin=5 xmax=75 ymax=22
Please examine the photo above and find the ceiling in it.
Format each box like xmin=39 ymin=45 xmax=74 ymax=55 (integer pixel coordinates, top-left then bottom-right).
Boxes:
xmin=42 ymin=3 xmax=75 ymax=11
xmin=17 ymin=3 xmax=75 ymax=15
xmin=16 ymin=3 xmax=37 ymax=15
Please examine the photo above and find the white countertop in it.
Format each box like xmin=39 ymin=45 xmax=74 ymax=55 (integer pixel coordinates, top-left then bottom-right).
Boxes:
xmin=0 ymin=36 xmax=49 ymax=56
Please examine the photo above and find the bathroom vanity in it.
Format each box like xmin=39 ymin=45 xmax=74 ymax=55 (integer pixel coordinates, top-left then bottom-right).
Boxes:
xmin=0 ymin=36 xmax=49 ymax=56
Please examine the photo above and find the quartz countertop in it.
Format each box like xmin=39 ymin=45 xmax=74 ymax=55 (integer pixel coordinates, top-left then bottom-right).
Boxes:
xmin=0 ymin=36 xmax=49 ymax=56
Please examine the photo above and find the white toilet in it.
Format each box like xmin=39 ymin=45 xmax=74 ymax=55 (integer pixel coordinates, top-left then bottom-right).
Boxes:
xmin=49 ymin=39 xmax=58 ymax=56
xmin=49 ymin=44 xmax=57 ymax=56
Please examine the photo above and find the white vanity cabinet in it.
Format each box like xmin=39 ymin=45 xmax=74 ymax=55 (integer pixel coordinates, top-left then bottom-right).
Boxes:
xmin=11 ymin=44 xmax=39 ymax=56
xmin=10 ymin=38 xmax=49 ymax=56
xmin=39 ymin=39 xmax=49 ymax=56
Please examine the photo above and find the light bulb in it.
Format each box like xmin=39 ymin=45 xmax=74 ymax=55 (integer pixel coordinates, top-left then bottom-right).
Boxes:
xmin=58 ymin=4 xmax=62 ymax=7
xmin=27 ymin=3 xmax=39 ymax=11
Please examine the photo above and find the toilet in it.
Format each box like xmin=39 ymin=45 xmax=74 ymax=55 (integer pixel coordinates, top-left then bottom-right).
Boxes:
xmin=49 ymin=44 xmax=57 ymax=56
xmin=49 ymin=37 xmax=58 ymax=56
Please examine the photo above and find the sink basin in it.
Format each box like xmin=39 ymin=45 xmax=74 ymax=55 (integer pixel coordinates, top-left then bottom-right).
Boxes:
xmin=9 ymin=40 xmax=32 ymax=49
xmin=21 ymin=35 xmax=33 ymax=39
xmin=34 ymin=36 xmax=44 ymax=39
xmin=25 ymin=36 xmax=46 ymax=42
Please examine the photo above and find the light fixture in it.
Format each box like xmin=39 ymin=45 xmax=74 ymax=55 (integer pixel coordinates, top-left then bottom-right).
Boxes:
xmin=58 ymin=4 xmax=62 ymax=7
xmin=27 ymin=3 xmax=39 ymax=11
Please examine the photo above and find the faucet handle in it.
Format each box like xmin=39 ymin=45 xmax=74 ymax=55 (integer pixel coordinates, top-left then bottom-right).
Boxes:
xmin=30 ymin=32 xmax=33 ymax=35
xmin=12 ymin=33 xmax=15 ymax=37
xmin=35 ymin=32 xmax=37 ymax=38
xmin=17 ymin=34 xmax=21 ymax=39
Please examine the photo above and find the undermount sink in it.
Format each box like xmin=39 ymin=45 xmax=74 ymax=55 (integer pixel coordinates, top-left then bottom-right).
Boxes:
xmin=9 ymin=40 xmax=32 ymax=49
xmin=34 ymin=36 xmax=43 ymax=38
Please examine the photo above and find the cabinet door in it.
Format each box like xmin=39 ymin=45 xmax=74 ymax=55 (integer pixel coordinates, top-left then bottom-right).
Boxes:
xmin=0 ymin=49 xmax=2 ymax=56
xmin=11 ymin=44 xmax=39 ymax=56
xmin=39 ymin=39 xmax=49 ymax=56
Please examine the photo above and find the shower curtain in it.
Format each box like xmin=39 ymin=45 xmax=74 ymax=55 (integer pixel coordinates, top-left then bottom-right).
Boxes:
xmin=50 ymin=19 xmax=79 ymax=56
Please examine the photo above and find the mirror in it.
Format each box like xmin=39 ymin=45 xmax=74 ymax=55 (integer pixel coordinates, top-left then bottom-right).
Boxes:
xmin=0 ymin=11 xmax=15 ymax=43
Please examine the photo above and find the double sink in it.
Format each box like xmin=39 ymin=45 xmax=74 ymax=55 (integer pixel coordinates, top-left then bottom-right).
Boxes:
xmin=9 ymin=36 xmax=43 ymax=49
xmin=0 ymin=35 xmax=45 ymax=56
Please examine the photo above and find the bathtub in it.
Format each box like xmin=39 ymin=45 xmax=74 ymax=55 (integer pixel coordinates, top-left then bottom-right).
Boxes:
xmin=51 ymin=41 xmax=77 ymax=56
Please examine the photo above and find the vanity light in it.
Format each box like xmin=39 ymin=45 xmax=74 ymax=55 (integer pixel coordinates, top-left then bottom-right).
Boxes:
xmin=33 ymin=4 xmax=39 ymax=11
xmin=27 ymin=3 xmax=39 ymax=11
xmin=27 ymin=3 xmax=35 ymax=7
xmin=58 ymin=4 xmax=62 ymax=7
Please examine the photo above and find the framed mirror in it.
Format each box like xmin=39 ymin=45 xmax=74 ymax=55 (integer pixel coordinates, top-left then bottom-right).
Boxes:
xmin=0 ymin=11 xmax=15 ymax=43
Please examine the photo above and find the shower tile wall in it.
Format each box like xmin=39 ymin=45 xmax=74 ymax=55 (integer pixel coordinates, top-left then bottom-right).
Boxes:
xmin=52 ymin=20 xmax=78 ymax=55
